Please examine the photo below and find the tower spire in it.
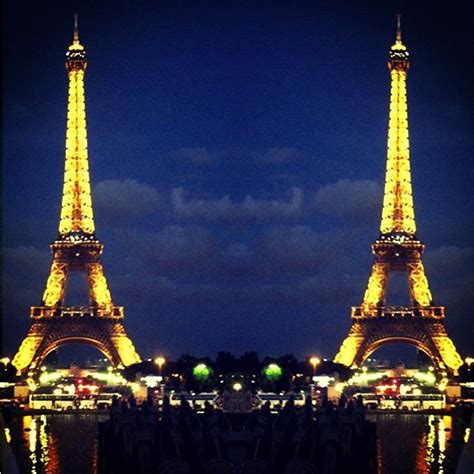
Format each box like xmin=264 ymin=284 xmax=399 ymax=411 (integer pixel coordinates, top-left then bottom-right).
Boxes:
xmin=60 ymin=14 xmax=94 ymax=236
xmin=73 ymin=13 xmax=79 ymax=43
xmin=396 ymin=13 xmax=402 ymax=43
xmin=380 ymin=13 xmax=414 ymax=237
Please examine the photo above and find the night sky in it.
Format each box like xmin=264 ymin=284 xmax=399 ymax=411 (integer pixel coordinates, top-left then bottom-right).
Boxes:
xmin=3 ymin=1 xmax=473 ymax=362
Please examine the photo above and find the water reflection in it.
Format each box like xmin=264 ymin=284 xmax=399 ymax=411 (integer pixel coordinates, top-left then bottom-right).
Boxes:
xmin=368 ymin=414 xmax=468 ymax=474
xmin=8 ymin=413 xmax=469 ymax=473
xmin=14 ymin=414 xmax=106 ymax=474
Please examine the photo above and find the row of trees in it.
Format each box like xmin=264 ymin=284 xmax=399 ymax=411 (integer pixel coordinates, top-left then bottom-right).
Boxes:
xmin=122 ymin=352 xmax=353 ymax=392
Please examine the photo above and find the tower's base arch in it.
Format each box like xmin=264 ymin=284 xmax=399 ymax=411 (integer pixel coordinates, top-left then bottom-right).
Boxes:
xmin=334 ymin=318 xmax=463 ymax=374
xmin=12 ymin=316 xmax=141 ymax=375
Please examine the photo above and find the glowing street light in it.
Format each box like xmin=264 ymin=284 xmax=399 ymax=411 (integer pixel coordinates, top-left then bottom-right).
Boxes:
xmin=465 ymin=357 xmax=474 ymax=365
xmin=233 ymin=382 xmax=243 ymax=392
xmin=309 ymin=356 xmax=321 ymax=378
xmin=1 ymin=357 xmax=10 ymax=365
xmin=154 ymin=357 xmax=166 ymax=377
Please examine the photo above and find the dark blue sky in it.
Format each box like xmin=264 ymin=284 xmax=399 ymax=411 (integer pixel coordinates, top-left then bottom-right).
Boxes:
xmin=3 ymin=1 xmax=473 ymax=361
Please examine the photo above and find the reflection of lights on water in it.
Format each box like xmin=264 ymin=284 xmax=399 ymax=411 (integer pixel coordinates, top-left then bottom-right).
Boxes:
xmin=425 ymin=415 xmax=452 ymax=473
xmin=426 ymin=415 xmax=436 ymax=465
xmin=24 ymin=415 xmax=51 ymax=472
xmin=4 ymin=427 xmax=11 ymax=443
xmin=39 ymin=415 xmax=49 ymax=465
xmin=438 ymin=417 xmax=446 ymax=474
xmin=26 ymin=415 xmax=38 ymax=471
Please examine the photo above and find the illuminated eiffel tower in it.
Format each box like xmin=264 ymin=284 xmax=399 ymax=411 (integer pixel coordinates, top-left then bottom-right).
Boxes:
xmin=12 ymin=16 xmax=141 ymax=374
xmin=334 ymin=16 xmax=463 ymax=374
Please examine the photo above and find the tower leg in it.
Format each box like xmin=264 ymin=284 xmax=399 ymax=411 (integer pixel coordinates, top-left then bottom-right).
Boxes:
xmin=42 ymin=261 xmax=68 ymax=306
xmin=362 ymin=262 xmax=389 ymax=310
xmin=407 ymin=261 xmax=432 ymax=306
xmin=86 ymin=262 xmax=112 ymax=308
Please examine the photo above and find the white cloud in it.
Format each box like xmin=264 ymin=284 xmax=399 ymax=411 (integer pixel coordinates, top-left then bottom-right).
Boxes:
xmin=254 ymin=147 xmax=304 ymax=164
xmin=93 ymin=179 xmax=160 ymax=220
xmin=314 ymin=179 xmax=382 ymax=218
xmin=171 ymin=187 xmax=304 ymax=222
xmin=170 ymin=147 xmax=219 ymax=164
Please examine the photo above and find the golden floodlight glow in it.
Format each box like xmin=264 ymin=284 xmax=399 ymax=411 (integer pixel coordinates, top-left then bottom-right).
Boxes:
xmin=154 ymin=357 xmax=166 ymax=367
xmin=309 ymin=356 xmax=320 ymax=368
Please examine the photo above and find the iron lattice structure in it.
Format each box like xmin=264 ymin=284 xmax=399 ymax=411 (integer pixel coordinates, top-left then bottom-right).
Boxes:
xmin=12 ymin=17 xmax=141 ymax=374
xmin=334 ymin=17 xmax=463 ymax=374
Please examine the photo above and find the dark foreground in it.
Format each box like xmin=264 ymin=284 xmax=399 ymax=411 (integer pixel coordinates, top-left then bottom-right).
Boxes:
xmin=98 ymin=397 xmax=377 ymax=474
xmin=3 ymin=404 xmax=472 ymax=473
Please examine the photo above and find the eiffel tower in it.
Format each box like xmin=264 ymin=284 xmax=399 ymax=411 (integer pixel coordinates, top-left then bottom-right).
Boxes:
xmin=334 ymin=16 xmax=463 ymax=374
xmin=12 ymin=16 xmax=141 ymax=374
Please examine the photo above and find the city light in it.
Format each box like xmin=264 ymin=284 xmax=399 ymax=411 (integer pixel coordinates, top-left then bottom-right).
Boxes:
xmin=1 ymin=357 xmax=10 ymax=365
xmin=232 ymin=382 xmax=243 ymax=392
xmin=465 ymin=357 xmax=474 ymax=365
xmin=263 ymin=363 xmax=282 ymax=381
xmin=412 ymin=371 xmax=436 ymax=385
xmin=39 ymin=371 xmax=63 ymax=385
xmin=312 ymin=375 xmax=334 ymax=388
xmin=193 ymin=363 xmax=212 ymax=381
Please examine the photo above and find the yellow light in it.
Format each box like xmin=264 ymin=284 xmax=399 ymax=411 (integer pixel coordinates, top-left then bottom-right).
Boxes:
xmin=154 ymin=357 xmax=166 ymax=367
xmin=59 ymin=67 xmax=95 ymax=236
xmin=233 ymin=382 xmax=243 ymax=392
xmin=309 ymin=357 xmax=320 ymax=368
xmin=362 ymin=366 xmax=368 ymax=372
xmin=1 ymin=357 xmax=10 ymax=365
xmin=413 ymin=372 xmax=436 ymax=385
xmin=113 ymin=336 xmax=141 ymax=367
xmin=380 ymin=65 xmax=416 ymax=236
xmin=39 ymin=371 xmax=62 ymax=385
xmin=4 ymin=427 xmax=11 ymax=443
xmin=465 ymin=357 xmax=474 ymax=365
xmin=334 ymin=335 xmax=364 ymax=367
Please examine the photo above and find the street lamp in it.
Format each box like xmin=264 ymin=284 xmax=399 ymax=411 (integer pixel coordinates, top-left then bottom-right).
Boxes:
xmin=154 ymin=357 xmax=166 ymax=378
xmin=309 ymin=356 xmax=321 ymax=378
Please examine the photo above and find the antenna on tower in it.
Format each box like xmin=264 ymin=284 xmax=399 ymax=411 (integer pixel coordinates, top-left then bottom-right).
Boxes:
xmin=396 ymin=13 xmax=402 ymax=42
xmin=73 ymin=13 xmax=79 ymax=42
